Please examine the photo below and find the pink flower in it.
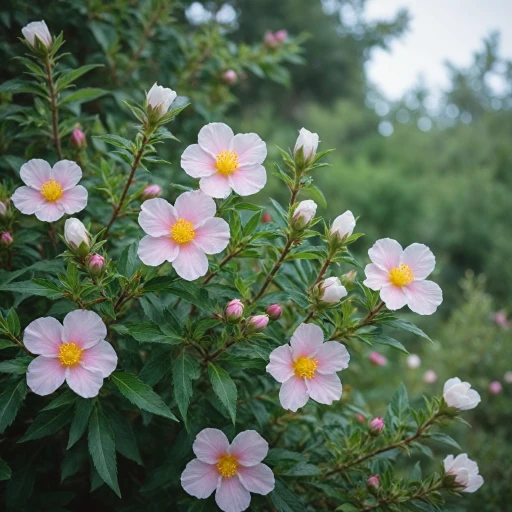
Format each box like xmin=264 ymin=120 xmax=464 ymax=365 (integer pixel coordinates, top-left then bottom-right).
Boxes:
xmin=137 ymin=191 xmax=230 ymax=281
xmin=181 ymin=428 xmax=275 ymax=512
xmin=488 ymin=381 xmax=502 ymax=395
xmin=369 ymin=417 xmax=385 ymax=435
xmin=494 ymin=311 xmax=510 ymax=329
xmin=88 ymin=254 xmax=105 ymax=276
xmin=274 ymin=29 xmax=288 ymax=42
xmin=266 ymin=304 xmax=283 ymax=321
xmin=226 ymin=299 xmax=244 ymax=323
xmin=223 ymin=69 xmax=238 ymax=85
xmin=247 ymin=315 xmax=269 ymax=332
xmin=142 ymin=184 xmax=162 ymax=199
xmin=25 ymin=310 xmax=117 ymax=398
xmin=266 ymin=323 xmax=350 ymax=412
xmin=0 ymin=232 xmax=13 ymax=246
xmin=443 ymin=454 xmax=483 ymax=493
xmin=363 ymin=238 xmax=443 ymax=315
xmin=181 ymin=123 xmax=267 ymax=199
xmin=11 ymin=159 xmax=87 ymax=222
xmin=71 ymin=128 xmax=86 ymax=148
xmin=367 ymin=474 xmax=380 ymax=489
xmin=368 ymin=351 xmax=387 ymax=366
xmin=423 ymin=370 xmax=437 ymax=383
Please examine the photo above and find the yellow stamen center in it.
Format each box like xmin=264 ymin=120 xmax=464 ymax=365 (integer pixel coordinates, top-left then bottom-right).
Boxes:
xmin=171 ymin=218 xmax=195 ymax=244
xmin=294 ymin=356 xmax=318 ymax=379
xmin=389 ymin=264 xmax=415 ymax=287
xmin=217 ymin=454 xmax=238 ymax=478
xmin=40 ymin=179 xmax=63 ymax=202
xmin=215 ymin=150 xmax=239 ymax=175
xmin=58 ymin=342 xmax=83 ymax=366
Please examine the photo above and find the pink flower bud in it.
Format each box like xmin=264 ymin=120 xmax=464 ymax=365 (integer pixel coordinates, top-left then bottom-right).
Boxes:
xmin=367 ymin=474 xmax=380 ymax=489
xmin=261 ymin=212 xmax=271 ymax=223
xmin=264 ymin=31 xmax=278 ymax=48
xmin=489 ymin=380 xmax=502 ymax=395
xmin=142 ymin=184 xmax=162 ymax=199
xmin=0 ymin=200 xmax=7 ymax=216
xmin=341 ymin=270 xmax=357 ymax=284
xmin=226 ymin=299 xmax=244 ymax=323
xmin=0 ymin=232 xmax=13 ymax=246
xmin=319 ymin=277 xmax=347 ymax=303
xmin=88 ymin=253 xmax=105 ymax=276
xmin=355 ymin=413 xmax=366 ymax=424
xmin=494 ymin=311 xmax=510 ymax=329
xmin=266 ymin=304 xmax=283 ymax=321
xmin=369 ymin=351 xmax=387 ymax=367
xmin=293 ymin=200 xmax=317 ymax=228
xmin=247 ymin=314 xmax=269 ymax=332
xmin=369 ymin=417 xmax=385 ymax=435
xmin=223 ymin=69 xmax=238 ymax=85
xmin=71 ymin=128 xmax=87 ymax=148
xmin=423 ymin=369 xmax=437 ymax=383
xmin=274 ymin=29 xmax=288 ymax=42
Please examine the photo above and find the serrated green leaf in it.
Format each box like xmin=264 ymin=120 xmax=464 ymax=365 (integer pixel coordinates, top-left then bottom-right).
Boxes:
xmin=68 ymin=398 xmax=94 ymax=449
xmin=55 ymin=64 xmax=103 ymax=90
xmin=41 ymin=390 xmax=76 ymax=411
xmin=59 ymin=87 xmax=107 ymax=105
xmin=0 ymin=279 xmax=63 ymax=299
xmin=18 ymin=403 xmax=74 ymax=442
xmin=385 ymin=318 xmax=432 ymax=342
xmin=172 ymin=350 xmax=199 ymax=426
xmin=208 ymin=363 xmax=237 ymax=425
xmin=0 ymin=379 xmax=27 ymax=433
xmin=93 ymin=134 xmax=132 ymax=150
xmin=0 ymin=356 xmax=32 ymax=374
xmin=0 ymin=458 xmax=11 ymax=480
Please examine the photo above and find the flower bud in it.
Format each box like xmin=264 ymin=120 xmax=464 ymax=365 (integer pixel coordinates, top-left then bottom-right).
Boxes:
xmin=293 ymin=200 xmax=317 ymax=229
xmin=64 ymin=218 xmax=89 ymax=251
xmin=264 ymin=31 xmax=278 ymax=48
xmin=88 ymin=253 xmax=105 ymax=276
xmin=367 ymin=474 xmax=380 ymax=490
xmin=274 ymin=29 xmax=288 ymax=43
xmin=146 ymin=83 xmax=177 ymax=117
xmin=423 ymin=370 xmax=437 ymax=383
xmin=22 ymin=20 xmax=52 ymax=48
xmin=71 ymin=128 xmax=87 ymax=148
xmin=0 ymin=200 xmax=6 ymax=216
xmin=142 ymin=184 xmax=162 ymax=199
xmin=355 ymin=413 xmax=366 ymax=424
xmin=504 ymin=371 xmax=512 ymax=384
xmin=369 ymin=417 xmax=385 ymax=435
xmin=406 ymin=354 xmax=421 ymax=369
xmin=341 ymin=270 xmax=357 ymax=284
xmin=330 ymin=210 xmax=356 ymax=241
xmin=319 ymin=277 xmax=347 ymax=303
xmin=0 ymin=232 xmax=13 ymax=246
xmin=226 ymin=299 xmax=244 ymax=323
xmin=247 ymin=314 xmax=269 ymax=333
xmin=443 ymin=377 xmax=480 ymax=410
xmin=261 ymin=212 xmax=271 ymax=223
xmin=294 ymin=128 xmax=319 ymax=161
xmin=223 ymin=69 xmax=238 ymax=85
xmin=488 ymin=381 xmax=502 ymax=395
xmin=494 ymin=311 xmax=510 ymax=329
xmin=266 ymin=304 xmax=283 ymax=321
xmin=368 ymin=351 xmax=387 ymax=366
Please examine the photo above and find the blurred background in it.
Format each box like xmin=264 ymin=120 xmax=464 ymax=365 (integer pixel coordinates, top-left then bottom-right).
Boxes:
xmin=1 ymin=1 xmax=511 ymax=509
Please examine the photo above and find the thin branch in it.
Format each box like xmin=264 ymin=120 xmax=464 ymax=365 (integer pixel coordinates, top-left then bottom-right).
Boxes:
xmin=44 ymin=55 xmax=63 ymax=159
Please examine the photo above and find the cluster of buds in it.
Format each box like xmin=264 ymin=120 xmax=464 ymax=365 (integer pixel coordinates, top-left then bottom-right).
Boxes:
xmin=264 ymin=29 xmax=288 ymax=48
xmin=223 ymin=69 xmax=238 ymax=85
xmin=0 ymin=232 xmax=13 ymax=246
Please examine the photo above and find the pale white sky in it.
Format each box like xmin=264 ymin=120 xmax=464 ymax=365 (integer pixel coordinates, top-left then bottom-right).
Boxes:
xmin=365 ymin=0 xmax=512 ymax=99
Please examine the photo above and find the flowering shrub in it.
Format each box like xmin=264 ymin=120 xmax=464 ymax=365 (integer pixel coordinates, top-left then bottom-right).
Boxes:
xmin=0 ymin=15 xmax=485 ymax=512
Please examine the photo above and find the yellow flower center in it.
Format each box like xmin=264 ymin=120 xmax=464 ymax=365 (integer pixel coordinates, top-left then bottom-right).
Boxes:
xmin=171 ymin=218 xmax=195 ymax=244
xmin=216 ymin=454 xmax=238 ymax=478
xmin=294 ymin=356 xmax=318 ymax=379
xmin=215 ymin=150 xmax=239 ymax=175
xmin=40 ymin=179 xmax=63 ymax=202
xmin=389 ymin=264 xmax=415 ymax=287
xmin=58 ymin=342 xmax=83 ymax=366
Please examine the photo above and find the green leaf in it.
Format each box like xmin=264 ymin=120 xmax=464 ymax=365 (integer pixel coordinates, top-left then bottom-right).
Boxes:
xmin=93 ymin=134 xmax=132 ymax=150
xmin=385 ymin=318 xmax=432 ymax=342
xmin=117 ymin=241 xmax=140 ymax=278
xmin=41 ymin=390 xmax=76 ymax=411
xmin=428 ymin=432 xmax=461 ymax=450
xmin=371 ymin=334 xmax=409 ymax=354
xmin=386 ymin=383 xmax=410 ymax=426
xmin=0 ymin=356 xmax=32 ymax=374
xmin=0 ymin=279 xmax=63 ymax=299
xmin=18 ymin=403 xmax=74 ymax=442
xmin=0 ymin=339 xmax=16 ymax=350
xmin=270 ymin=479 xmax=307 ymax=512
xmin=0 ymin=458 xmax=11 ymax=480
xmin=59 ymin=87 xmax=107 ymax=105
xmin=68 ymin=398 xmax=94 ymax=449
xmin=172 ymin=350 xmax=199 ymax=425
xmin=111 ymin=322 xmax=181 ymax=345
xmin=106 ymin=408 xmax=143 ymax=466
xmin=55 ymin=64 xmax=103 ymax=90
xmin=88 ymin=404 xmax=121 ymax=497
xmin=6 ymin=309 xmax=20 ymax=336
xmin=208 ymin=363 xmax=237 ymax=425
xmin=0 ymin=379 xmax=27 ymax=433
xmin=139 ymin=350 xmax=172 ymax=387
xmin=111 ymin=372 xmax=178 ymax=421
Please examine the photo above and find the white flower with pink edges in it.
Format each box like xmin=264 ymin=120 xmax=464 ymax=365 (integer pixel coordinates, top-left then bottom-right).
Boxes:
xmin=11 ymin=159 xmax=87 ymax=222
xmin=266 ymin=323 xmax=350 ymax=412
xmin=181 ymin=122 xmax=267 ymax=198
xmin=137 ymin=190 xmax=230 ymax=281
xmin=363 ymin=238 xmax=442 ymax=315
xmin=181 ymin=428 xmax=275 ymax=512
xmin=25 ymin=310 xmax=117 ymax=399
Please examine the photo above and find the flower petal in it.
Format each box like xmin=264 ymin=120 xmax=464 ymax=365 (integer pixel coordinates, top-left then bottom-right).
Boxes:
xmin=181 ymin=458 xmax=219 ymax=499
xmin=237 ymin=463 xmax=274 ymax=495
xmin=290 ymin=323 xmax=324 ymax=359
xmin=315 ymin=341 xmax=350 ymax=374
xmin=174 ymin=190 xmax=216 ymax=225
xmin=59 ymin=186 xmax=88 ymax=214
xmin=66 ymin=365 xmax=104 ymax=398
xmin=215 ymin=474 xmax=251 ymax=512
xmin=11 ymin=186 xmax=45 ymax=215
xmin=27 ymin=356 xmax=66 ymax=396
xmin=466 ymin=474 xmax=484 ymax=493
xmin=138 ymin=235 xmax=179 ymax=266
xmin=380 ymin=284 xmax=408 ymax=310
xmin=35 ymin=202 xmax=65 ymax=222
xmin=266 ymin=344 xmax=294 ymax=383
xmin=51 ymin=160 xmax=82 ymax=190
xmin=172 ymin=243 xmax=208 ymax=281
xmin=62 ymin=310 xmax=107 ymax=350
xmin=230 ymin=133 xmax=267 ymax=165
xmin=368 ymin=238 xmax=403 ymax=272
xmin=193 ymin=428 xmax=230 ymax=464
xmin=80 ymin=340 xmax=117 ymax=378
xmin=198 ymin=122 xmax=234 ymax=156
xmin=139 ymin=198 xmax=177 ymax=236
xmin=306 ymin=372 xmax=342 ymax=405
xmin=229 ymin=430 xmax=268 ymax=467
xmin=229 ymin=163 xmax=267 ymax=197
xmin=363 ymin=263 xmax=390 ymax=290
xmin=200 ymin=173 xmax=232 ymax=199
xmin=23 ymin=317 xmax=63 ymax=356
xmin=401 ymin=243 xmax=435 ymax=280
xmin=403 ymin=280 xmax=443 ymax=315
xmin=279 ymin=375 xmax=309 ymax=412
xmin=181 ymin=143 xmax=217 ymax=178
xmin=20 ymin=159 xmax=52 ymax=189
xmin=194 ymin=217 xmax=230 ymax=254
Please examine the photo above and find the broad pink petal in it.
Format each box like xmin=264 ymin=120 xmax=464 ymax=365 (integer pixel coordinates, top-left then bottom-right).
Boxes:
xmin=23 ymin=317 xmax=63 ymax=356
xmin=466 ymin=475 xmax=484 ymax=493
xmin=290 ymin=323 xmax=324 ymax=359
xmin=230 ymin=133 xmax=267 ymax=165
xmin=215 ymin=475 xmax=251 ymax=512
xmin=279 ymin=375 xmax=309 ymax=412
xmin=266 ymin=344 xmax=294 ymax=383
xmin=200 ymin=173 xmax=232 ymax=199
xmin=194 ymin=217 xmax=230 ymax=254
xmin=181 ymin=458 xmax=219 ymax=499
xmin=65 ymin=365 xmax=103 ymax=398
xmin=27 ymin=356 xmax=66 ymax=396
xmin=403 ymin=280 xmax=442 ymax=315
xmin=316 ymin=341 xmax=350 ymax=374
xmin=229 ymin=431 xmax=268 ymax=466
xmin=172 ymin=243 xmax=208 ymax=281
xmin=51 ymin=160 xmax=82 ymax=190
xmin=80 ymin=340 xmax=117 ymax=378
xmin=138 ymin=235 xmax=179 ymax=266
xmin=139 ymin=198 xmax=177 ymax=236
xmin=363 ymin=263 xmax=390 ymax=290
xmin=35 ymin=201 xmax=65 ymax=222
xmin=306 ymin=372 xmax=342 ymax=405
xmin=11 ymin=186 xmax=45 ymax=215
xmin=198 ymin=122 xmax=234 ymax=156
xmin=59 ymin=186 xmax=88 ymax=214
xmin=174 ymin=190 xmax=216 ymax=225
xmin=20 ymin=159 xmax=51 ymax=189
xmin=380 ymin=284 xmax=407 ymax=310
xmin=401 ymin=243 xmax=435 ymax=280
xmin=193 ymin=428 xmax=230 ymax=464
xmin=229 ymin=163 xmax=266 ymax=197
xmin=368 ymin=238 xmax=403 ymax=272
xmin=181 ymin=144 xmax=216 ymax=178
xmin=237 ymin=464 xmax=274 ymax=495
xmin=62 ymin=310 xmax=106 ymax=349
